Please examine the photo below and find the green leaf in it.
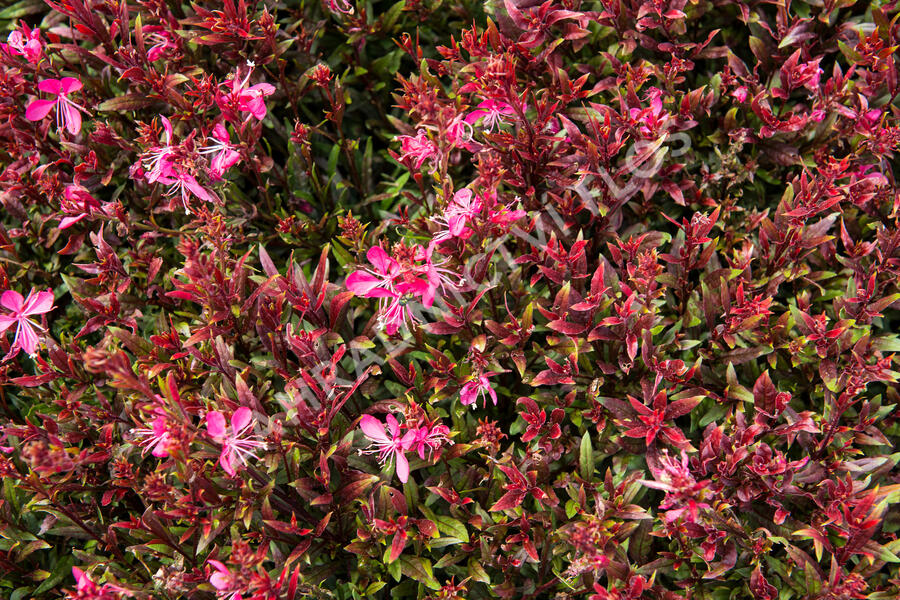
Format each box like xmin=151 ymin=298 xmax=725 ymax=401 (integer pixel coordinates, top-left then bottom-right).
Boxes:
xmin=33 ymin=555 xmax=75 ymax=595
xmin=398 ymin=556 xmax=440 ymax=590
xmin=579 ymin=431 xmax=594 ymax=480
xmin=434 ymin=515 xmax=469 ymax=543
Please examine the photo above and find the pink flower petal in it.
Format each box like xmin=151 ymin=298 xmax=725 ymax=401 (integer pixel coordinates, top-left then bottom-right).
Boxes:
xmin=395 ymin=450 xmax=409 ymax=483
xmin=1 ymin=290 xmax=24 ymax=313
xmin=231 ymin=406 xmax=252 ymax=433
xmin=0 ymin=315 xmax=16 ymax=333
xmin=59 ymin=77 xmax=82 ymax=94
xmin=366 ymin=246 xmax=395 ymax=274
xmin=25 ymin=99 xmax=55 ymax=122
xmin=359 ymin=415 xmax=390 ymax=443
xmin=63 ymin=103 xmax=82 ymax=135
xmin=219 ymin=449 xmax=236 ymax=476
xmin=345 ymin=271 xmax=382 ymax=296
xmin=23 ymin=290 xmax=53 ymax=316
xmin=206 ymin=411 xmax=226 ymax=438
xmin=37 ymin=78 xmax=61 ymax=94
xmin=14 ymin=321 xmax=39 ymax=355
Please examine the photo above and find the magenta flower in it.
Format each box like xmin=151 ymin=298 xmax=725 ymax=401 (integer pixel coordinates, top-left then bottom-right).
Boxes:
xmin=217 ymin=66 xmax=276 ymax=121
xmin=326 ymin=0 xmax=354 ymax=14
xmin=59 ymin=185 xmax=102 ymax=229
xmin=71 ymin=566 xmax=131 ymax=599
xmin=0 ymin=288 xmax=54 ymax=357
xmin=25 ymin=77 xmax=89 ymax=136
xmin=143 ymin=26 xmax=177 ymax=62
xmin=396 ymin=129 xmax=438 ymax=170
xmin=4 ymin=24 xmax=42 ymax=63
xmin=359 ymin=414 xmax=417 ymax=483
xmin=465 ymin=99 xmax=518 ymax=131
xmin=460 ymin=372 xmax=498 ymax=408
xmin=140 ymin=117 xmax=217 ymax=209
xmin=206 ymin=407 xmax=265 ymax=476
xmin=132 ymin=416 xmax=171 ymax=458
xmin=345 ymin=246 xmax=403 ymax=298
xmin=208 ymin=560 xmax=242 ymax=600
xmin=410 ymin=423 xmax=451 ymax=460
xmin=200 ymin=123 xmax=242 ymax=180
xmin=432 ymin=188 xmax=482 ymax=245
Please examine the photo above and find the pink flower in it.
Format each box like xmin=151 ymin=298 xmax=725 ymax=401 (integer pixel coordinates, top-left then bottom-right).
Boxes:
xmin=59 ymin=185 xmax=102 ymax=229
xmin=359 ymin=414 xmax=417 ymax=483
xmin=465 ymin=99 xmax=518 ymax=131
xmin=200 ymin=123 xmax=242 ymax=180
xmin=377 ymin=280 xmax=432 ymax=334
xmin=731 ymin=86 xmax=749 ymax=103
xmin=410 ymin=423 xmax=451 ymax=460
xmin=140 ymin=117 xmax=217 ymax=210
xmin=396 ymin=129 xmax=438 ymax=170
xmin=0 ymin=288 xmax=54 ymax=357
xmin=326 ymin=0 xmax=354 ymax=13
xmin=4 ymin=24 xmax=42 ymax=63
xmin=217 ymin=65 xmax=275 ymax=121
xmin=206 ymin=407 xmax=265 ymax=476
xmin=208 ymin=560 xmax=242 ymax=600
xmin=460 ymin=372 xmax=498 ymax=408
xmin=345 ymin=246 xmax=402 ymax=298
xmin=143 ymin=26 xmax=177 ymax=61
xmin=70 ymin=567 xmax=131 ymax=599
xmin=436 ymin=188 xmax=482 ymax=240
xmin=132 ymin=416 xmax=171 ymax=458
xmin=25 ymin=77 xmax=89 ymax=136
xmin=639 ymin=450 xmax=711 ymax=523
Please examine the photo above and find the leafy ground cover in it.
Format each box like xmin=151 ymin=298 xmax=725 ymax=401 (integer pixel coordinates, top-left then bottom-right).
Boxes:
xmin=1 ymin=0 xmax=900 ymax=598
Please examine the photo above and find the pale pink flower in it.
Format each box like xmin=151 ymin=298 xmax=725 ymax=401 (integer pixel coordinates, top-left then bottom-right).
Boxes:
xmin=465 ymin=99 xmax=518 ymax=131
xmin=0 ymin=288 xmax=54 ymax=357
xmin=446 ymin=115 xmax=473 ymax=147
xmin=376 ymin=280 xmax=432 ymax=334
xmin=208 ymin=560 xmax=242 ymax=600
xmin=217 ymin=66 xmax=275 ymax=121
xmin=132 ymin=416 xmax=171 ymax=458
xmin=460 ymin=372 xmax=498 ymax=408
xmin=359 ymin=414 xmax=417 ymax=483
xmin=25 ymin=77 xmax=89 ymax=136
xmin=5 ymin=24 xmax=42 ymax=63
xmin=639 ymin=450 xmax=711 ymax=523
xmin=206 ymin=407 xmax=265 ymax=476
xmin=200 ymin=123 xmax=242 ymax=180
xmin=396 ymin=129 xmax=438 ymax=170
xmin=432 ymin=188 xmax=482 ymax=244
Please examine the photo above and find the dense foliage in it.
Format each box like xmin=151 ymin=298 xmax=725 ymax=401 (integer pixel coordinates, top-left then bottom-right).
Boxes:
xmin=1 ymin=0 xmax=900 ymax=598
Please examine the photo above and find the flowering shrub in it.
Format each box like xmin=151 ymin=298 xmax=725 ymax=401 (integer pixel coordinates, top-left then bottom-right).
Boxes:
xmin=1 ymin=0 xmax=900 ymax=599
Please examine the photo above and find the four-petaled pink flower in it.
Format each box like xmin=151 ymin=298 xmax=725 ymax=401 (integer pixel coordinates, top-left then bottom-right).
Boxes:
xmin=26 ymin=77 xmax=89 ymax=136
xmin=143 ymin=26 xmax=178 ymax=62
xmin=0 ymin=288 xmax=54 ymax=357
xmin=140 ymin=117 xmax=216 ymax=209
xmin=200 ymin=123 xmax=242 ymax=180
xmin=431 ymin=188 xmax=483 ymax=248
xmin=410 ymin=423 xmax=451 ymax=460
xmin=346 ymin=245 xmax=456 ymax=334
xmin=132 ymin=416 xmax=171 ymax=458
xmin=465 ymin=99 xmax=518 ymax=131
xmin=359 ymin=414 xmax=417 ymax=483
xmin=396 ymin=129 xmax=438 ymax=171
xmin=206 ymin=407 xmax=265 ymax=476
xmin=217 ymin=65 xmax=276 ymax=122
xmin=460 ymin=372 xmax=498 ymax=408
xmin=208 ymin=560 xmax=242 ymax=600
xmin=5 ymin=24 xmax=42 ymax=63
